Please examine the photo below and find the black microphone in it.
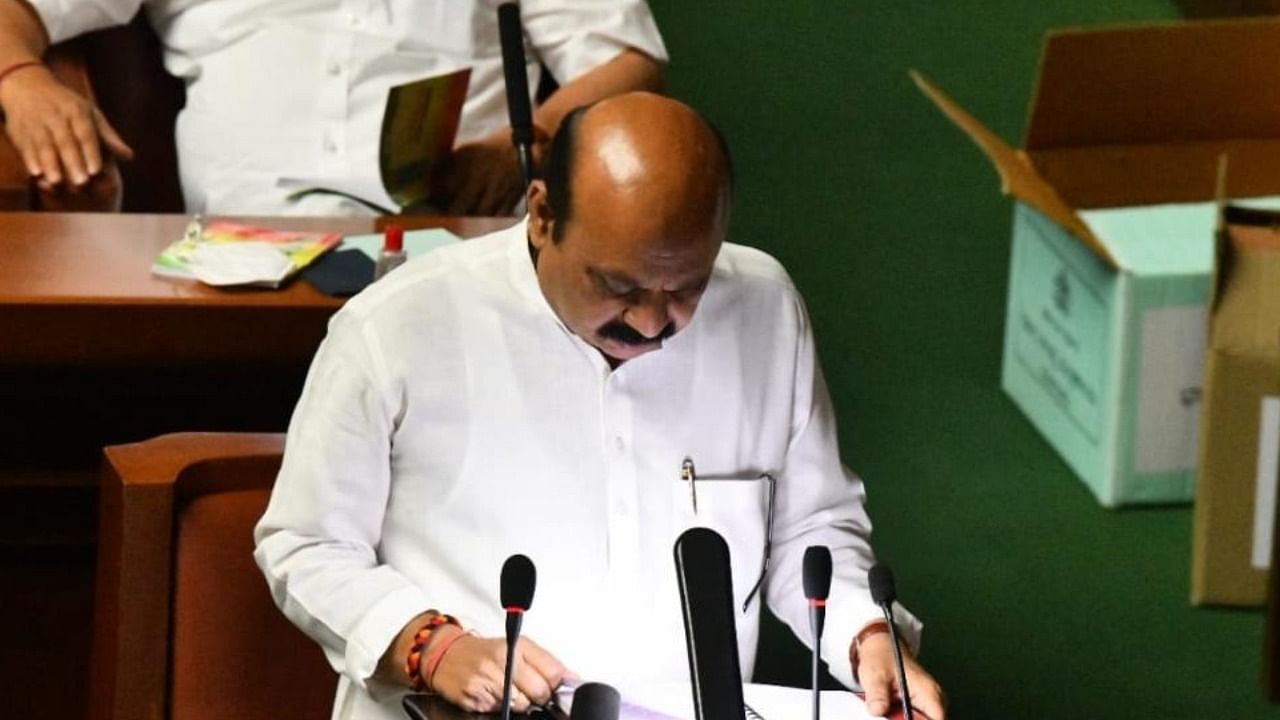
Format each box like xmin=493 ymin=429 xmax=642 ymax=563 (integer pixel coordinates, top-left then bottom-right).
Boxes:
xmin=569 ymin=682 xmax=622 ymax=720
xmin=673 ymin=527 xmax=746 ymax=720
xmin=497 ymin=2 xmax=536 ymax=188
xmin=802 ymin=546 xmax=832 ymax=720
xmin=499 ymin=554 xmax=536 ymax=720
xmin=868 ymin=564 xmax=913 ymax=720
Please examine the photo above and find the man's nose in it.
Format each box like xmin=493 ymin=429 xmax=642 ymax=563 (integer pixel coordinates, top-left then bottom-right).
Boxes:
xmin=625 ymin=292 xmax=671 ymax=340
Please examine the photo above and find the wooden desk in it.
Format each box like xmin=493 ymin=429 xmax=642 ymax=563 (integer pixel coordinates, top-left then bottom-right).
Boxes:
xmin=0 ymin=212 xmax=511 ymax=364
xmin=0 ymin=211 xmax=514 ymax=720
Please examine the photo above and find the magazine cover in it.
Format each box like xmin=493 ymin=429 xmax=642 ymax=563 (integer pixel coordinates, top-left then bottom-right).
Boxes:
xmin=152 ymin=221 xmax=342 ymax=287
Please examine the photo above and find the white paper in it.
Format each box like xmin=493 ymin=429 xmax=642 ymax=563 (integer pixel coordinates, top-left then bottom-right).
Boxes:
xmin=743 ymin=684 xmax=879 ymax=719
xmin=1253 ymin=396 xmax=1280 ymax=569
xmin=559 ymin=682 xmax=883 ymax=720
xmin=339 ymin=228 xmax=461 ymax=261
xmin=186 ymin=241 xmax=294 ymax=287
xmin=1134 ymin=306 xmax=1206 ymax=474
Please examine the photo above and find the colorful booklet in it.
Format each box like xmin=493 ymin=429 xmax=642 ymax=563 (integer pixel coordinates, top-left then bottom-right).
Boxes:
xmin=152 ymin=220 xmax=342 ymax=288
xmin=379 ymin=67 xmax=472 ymax=211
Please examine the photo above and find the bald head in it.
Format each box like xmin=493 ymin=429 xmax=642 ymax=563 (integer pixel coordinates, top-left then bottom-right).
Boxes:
xmin=543 ymin=92 xmax=732 ymax=244
xmin=527 ymin=93 xmax=733 ymax=366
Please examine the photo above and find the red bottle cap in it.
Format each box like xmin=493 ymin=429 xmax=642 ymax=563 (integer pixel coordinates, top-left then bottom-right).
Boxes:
xmin=384 ymin=225 xmax=404 ymax=253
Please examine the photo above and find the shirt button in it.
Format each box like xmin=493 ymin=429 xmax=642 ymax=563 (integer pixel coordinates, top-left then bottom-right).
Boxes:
xmin=613 ymin=436 xmax=625 ymax=452
xmin=323 ymin=137 xmax=337 ymax=154
xmin=327 ymin=62 xmax=342 ymax=77
xmin=347 ymin=12 xmax=361 ymax=27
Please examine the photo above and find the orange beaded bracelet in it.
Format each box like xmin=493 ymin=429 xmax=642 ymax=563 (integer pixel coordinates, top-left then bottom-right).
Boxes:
xmin=405 ymin=613 xmax=460 ymax=691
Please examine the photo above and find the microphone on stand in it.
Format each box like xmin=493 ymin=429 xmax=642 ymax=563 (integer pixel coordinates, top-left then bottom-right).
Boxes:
xmin=868 ymin=564 xmax=914 ymax=720
xmin=568 ymin=682 xmax=622 ymax=720
xmin=802 ymin=546 xmax=832 ymax=720
xmin=499 ymin=554 xmax=536 ymax=720
xmin=673 ymin=527 xmax=747 ymax=720
xmin=497 ymin=2 xmax=536 ymax=189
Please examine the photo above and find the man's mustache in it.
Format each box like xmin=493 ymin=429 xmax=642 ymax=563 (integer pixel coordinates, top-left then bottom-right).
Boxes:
xmin=598 ymin=320 xmax=676 ymax=346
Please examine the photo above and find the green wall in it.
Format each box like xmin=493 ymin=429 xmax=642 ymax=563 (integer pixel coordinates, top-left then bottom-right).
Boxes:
xmin=645 ymin=1 xmax=1278 ymax=717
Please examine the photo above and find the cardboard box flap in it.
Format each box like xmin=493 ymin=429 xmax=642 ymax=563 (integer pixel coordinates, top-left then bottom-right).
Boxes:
xmin=1027 ymin=139 xmax=1280 ymax=209
xmin=1213 ymin=206 xmax=1280 ymax=356
xmin=1026 ymin=18 xmax=1280 ymax=152
xmin=910 ymin=71 xmax=1116 ymax=269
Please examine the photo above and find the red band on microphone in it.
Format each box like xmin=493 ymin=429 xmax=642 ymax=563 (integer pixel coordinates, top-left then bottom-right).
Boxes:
xmin=504 ymin=606 xmax=526 ymax=614
xmin=809 ymin=599 xmax=827 ymax=608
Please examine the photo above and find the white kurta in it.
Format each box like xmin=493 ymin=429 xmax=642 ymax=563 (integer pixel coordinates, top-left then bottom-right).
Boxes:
xmin=28 ymin=0 xmax=667 ymax=214
xmin=254 ymin=219 xmax=921 ymax=719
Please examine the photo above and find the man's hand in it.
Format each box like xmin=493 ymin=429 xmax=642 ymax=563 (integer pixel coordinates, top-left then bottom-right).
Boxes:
xmin=854 ymin=633 xmax=947 ymax=720
xmin=0 ymin=64 xmax=133 ymax=189
xmin=433 ymin=125 xmax=547 ymax=216
xmin=428 ymin=629 xmax=570 ymax=714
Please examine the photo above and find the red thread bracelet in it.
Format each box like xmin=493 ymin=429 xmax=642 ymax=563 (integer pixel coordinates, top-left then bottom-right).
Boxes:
xmin=404 ymin=613 xmax=460 ymax=691
xmin=850 ymin=620 xmax=891 ymax=681
xmin=423 ymin=628 xmax=474 ymax=691
xmin=0 ymin=61 xmax=41 ymax=88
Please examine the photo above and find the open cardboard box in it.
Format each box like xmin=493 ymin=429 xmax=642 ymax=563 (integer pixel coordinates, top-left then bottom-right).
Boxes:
xmin=914 ymin=17 xmax=1280 ymax=508
xmin=1193 ymin=203 xmax=1280 ymax=606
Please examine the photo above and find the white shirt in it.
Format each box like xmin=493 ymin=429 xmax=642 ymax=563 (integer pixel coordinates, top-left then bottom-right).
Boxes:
xmin=254 ymin=219 xmax=921 ymax=720
xmin=30 ymin=0 xmax=667 ymax=214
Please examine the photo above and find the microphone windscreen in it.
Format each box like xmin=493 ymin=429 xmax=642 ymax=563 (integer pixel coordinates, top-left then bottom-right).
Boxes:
xmin=500 ymin=553 xmax=536 ymax=610
xmin=868 ymin=563 xmax=896 ymax=606
xmin=569 ymin=682 xmax=622 ymax=720
xmin=673 ymin=527 xmax=746 ymax=720
xmin=802 ymin=545 xmax=833 ymax=600
xmin=497 ymin=2 xmax=535 ymax=145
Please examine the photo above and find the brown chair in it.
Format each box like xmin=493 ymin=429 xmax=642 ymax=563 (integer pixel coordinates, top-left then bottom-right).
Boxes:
xmin=0 ymin=11 xmax=185 ymax=212
xmin=89 ymin=432 xmax=334 ymax=720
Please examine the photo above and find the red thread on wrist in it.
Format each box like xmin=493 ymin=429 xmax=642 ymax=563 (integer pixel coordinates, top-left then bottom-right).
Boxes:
xmin=0 ymin=61 xmax=41 ymax=87
xmin=850 ymin=620 xmax=891 ymax=682
xmin=404 ymin=613 xmax=460 ymax=691
xmin=424 ymin=629 xmax=474 ymax=692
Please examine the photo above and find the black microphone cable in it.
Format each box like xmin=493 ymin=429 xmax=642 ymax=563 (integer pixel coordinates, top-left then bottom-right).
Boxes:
xmin=868 ymin=564 xmax=913 ymax=720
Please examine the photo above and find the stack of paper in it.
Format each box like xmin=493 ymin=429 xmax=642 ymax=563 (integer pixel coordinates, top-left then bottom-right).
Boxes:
xmin=152 ymin=221 xmax=342 ymax=288
xmin=556 ymin=682 xmax=886 ymax=720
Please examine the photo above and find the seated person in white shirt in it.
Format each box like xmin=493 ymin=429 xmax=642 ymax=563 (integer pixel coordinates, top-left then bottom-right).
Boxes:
xmin=0 ymin=0 xmax=665 ymax=215
xmin=253 ymin=92 xmax=947 ymax=720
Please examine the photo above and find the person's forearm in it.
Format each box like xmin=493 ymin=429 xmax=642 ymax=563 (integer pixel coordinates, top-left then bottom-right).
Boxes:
xmin=532 ymin=48 xmax=664 ymax=136
xmin=0 ymin=0 xmax=49 ymax=72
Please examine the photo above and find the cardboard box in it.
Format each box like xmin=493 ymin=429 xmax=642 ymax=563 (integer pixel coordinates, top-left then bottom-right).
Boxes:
xmin=1192 ymin=205 xmax=1280 ymax=606
xmin=913 ymin=18 xmax=1280 ymax=507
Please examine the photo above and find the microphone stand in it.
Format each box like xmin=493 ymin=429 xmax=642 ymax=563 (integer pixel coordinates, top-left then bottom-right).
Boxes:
xmin=810 ymin=599 xmax=825 ymax=720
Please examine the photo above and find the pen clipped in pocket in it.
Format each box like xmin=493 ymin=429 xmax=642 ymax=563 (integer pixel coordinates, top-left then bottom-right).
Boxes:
xmin=675 ymin=458 xmax=776 ymax=613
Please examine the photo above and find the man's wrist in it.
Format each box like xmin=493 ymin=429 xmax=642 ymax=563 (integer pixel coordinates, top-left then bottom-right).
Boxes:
xmin=848 ymin=620 xmax=891 ymax=678
xmin=403 ymin=612 xmax=461 ymax=690
xmin=0 ymin=59 xmax=43 ymax=107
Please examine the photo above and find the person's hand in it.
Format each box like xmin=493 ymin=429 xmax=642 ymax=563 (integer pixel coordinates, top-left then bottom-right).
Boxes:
xmin=854 ymin=632 xmax=947 ymax=720
xmin=427 ymin=629 xmax=570 ymax=713
xmin=432 ymin=125 xmax=547 ymax=216
xmin=0 ymin=64 xmax=133 ymax=190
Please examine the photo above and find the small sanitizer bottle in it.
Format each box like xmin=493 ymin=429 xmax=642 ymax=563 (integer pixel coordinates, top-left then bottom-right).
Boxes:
xmin=374 ymin=225 xmax=407 ymax=280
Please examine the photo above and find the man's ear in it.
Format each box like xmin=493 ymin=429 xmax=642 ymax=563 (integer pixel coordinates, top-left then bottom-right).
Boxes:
xmin=527 ymin=179 xmax=555 ymax=251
